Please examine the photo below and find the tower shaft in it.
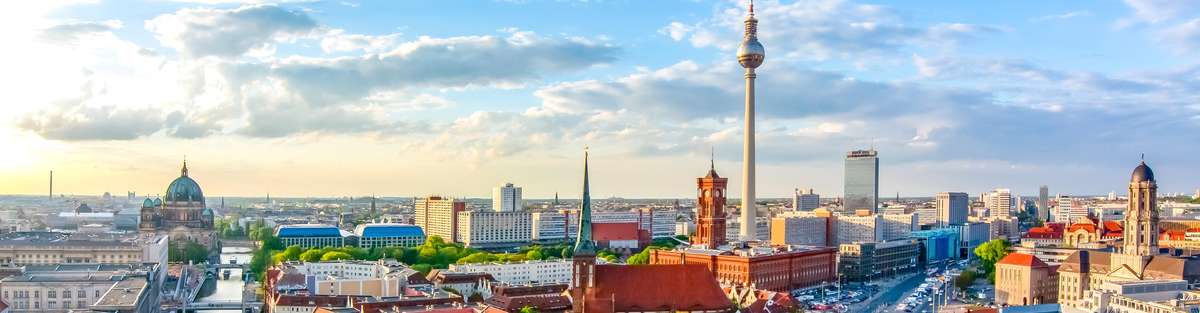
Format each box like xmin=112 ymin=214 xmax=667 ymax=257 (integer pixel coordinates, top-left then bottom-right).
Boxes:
xmin=740 ymin=69 xmax=757 ymax=241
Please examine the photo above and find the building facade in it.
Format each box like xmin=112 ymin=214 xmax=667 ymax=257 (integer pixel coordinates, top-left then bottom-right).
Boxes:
xmin=354 ymin=223 xmax=425 ymax=248
xmin=447 ymin=260 xmax=570 ymax=285
xmin=935 ymin=192 xmax=968 ymax=227
xmin=415 ymin=196 xmax=465 ymax=243
xmin=0 ymin=232 xmax=168 ymax=272
xmin=844 ymin=149 xmax=879 ymax=213
xmin=138 ymin=161 xmax=216 ymax=248
xmin=986 ymin=188 xmax=1013 ymax=219
xmin=910 ymin=228 xmax=960 ymax=264
xmin=838 ymin=239 xmax=921 ymax=282
xmin=792 ymin=188 xmax=819 ymax=211
xmin=456 ymin=210 xmax=532 ymax=248
xmin=0 ymin=263 xmax=159 ymax=313
xmin=837 ymin=212 xmax=883 ymax=245
xmin=771 ymin=209 xmax=835 ymax=247
xmin=880 ymin=212 xmax=917 ymax=241
xmin=275 ymin=224 xmax=347 ymax=248
xmin=492 ymin=183 xmax=523 ymax=212
xmin=531 ymin=210 xmax=578 ymax=243
xmin=994 ymin=253 xmax=1059 ymax=306
xmin=650 ymin=246 xmax=838 ymax=292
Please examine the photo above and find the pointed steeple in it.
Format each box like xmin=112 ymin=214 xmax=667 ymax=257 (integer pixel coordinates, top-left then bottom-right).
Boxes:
xmin=573 ymin=148 xmax=597 ymax=256
xmin=181 ymin=157 xmax=189 ymax=177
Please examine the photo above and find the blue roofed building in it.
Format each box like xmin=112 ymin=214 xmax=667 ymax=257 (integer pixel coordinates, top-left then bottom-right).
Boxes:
xmin=910 ymin=228 xmax=961 ymax=265
xmin=275 ymin=224 xmax=350 ymax=248
xmin=354 ymin=223 xmax=426 ymax=248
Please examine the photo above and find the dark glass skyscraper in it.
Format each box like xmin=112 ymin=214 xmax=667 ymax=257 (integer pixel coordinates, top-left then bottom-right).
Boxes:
xmin=844 ymin=149 xmax=879 ymax=213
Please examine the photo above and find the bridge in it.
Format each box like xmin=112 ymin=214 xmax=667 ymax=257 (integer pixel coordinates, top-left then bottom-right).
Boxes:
xmin=172 ymin=300 xmax=263 ymax=312
xmin=213 ymin=263 xmax=249 ymax=269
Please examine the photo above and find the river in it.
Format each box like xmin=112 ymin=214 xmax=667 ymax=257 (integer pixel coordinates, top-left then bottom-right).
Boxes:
xmin=194 ymin=246 xmax=253 ymax=312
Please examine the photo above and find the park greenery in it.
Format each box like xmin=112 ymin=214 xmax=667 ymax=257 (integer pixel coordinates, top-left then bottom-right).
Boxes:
xmin=972 ymin=239 xmax=1011 ymax=283
xmin=168 ymin=240 xmax=210 ymax=264
xmin=214 ymin=217 xmax=248 ymax=239
xmin=245 ymin=221 xmax=690 ymax=282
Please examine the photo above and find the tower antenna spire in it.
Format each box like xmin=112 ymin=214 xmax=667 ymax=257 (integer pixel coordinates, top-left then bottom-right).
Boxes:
xmin=710 ymin=146 xmax=715 ymax=171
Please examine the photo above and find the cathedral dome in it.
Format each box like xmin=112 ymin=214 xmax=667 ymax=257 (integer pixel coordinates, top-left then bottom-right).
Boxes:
xmin=142 ymin=198 xmax=155 ymax=208
xmin=1131 ymin=161 xmax=1155 ymax=183
xmin=165 ymin=161 xmax=204 ymax=203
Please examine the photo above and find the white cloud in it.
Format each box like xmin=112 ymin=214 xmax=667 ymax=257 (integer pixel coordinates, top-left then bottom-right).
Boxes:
xmin=320 ymin=29 xmax=401 ymax=53
xmin=1030 ymin=10 xmax=1092 ymax=22
xmin=145 ymin=4 xmax=319 ymax=58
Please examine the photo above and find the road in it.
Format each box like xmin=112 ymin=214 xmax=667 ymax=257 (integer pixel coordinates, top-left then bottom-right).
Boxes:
xmin=857 ymin=273 xmax=926 ymax=313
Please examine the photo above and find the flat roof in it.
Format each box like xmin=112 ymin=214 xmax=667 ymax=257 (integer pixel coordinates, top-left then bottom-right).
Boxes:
xmin=92 ymin=278 xmax=148 ymax=309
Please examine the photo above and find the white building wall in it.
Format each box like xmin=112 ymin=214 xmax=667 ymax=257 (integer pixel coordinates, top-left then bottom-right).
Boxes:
xmin=448 ymin=260 xmax=571 ymax=285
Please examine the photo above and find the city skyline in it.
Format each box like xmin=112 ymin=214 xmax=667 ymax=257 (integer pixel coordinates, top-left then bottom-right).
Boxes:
xmin=4 ymin=1 xmax=1200 ymax=198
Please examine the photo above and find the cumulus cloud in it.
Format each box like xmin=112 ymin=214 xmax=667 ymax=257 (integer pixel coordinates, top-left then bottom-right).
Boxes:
xmin=1118 ymin=0 xmax=1200 ymax=54
xmin=663 ymin=0 xmax=1000 ymax=61
xmin=39 ymin=20 xmax=123 ymax=43
xmin=19 ymin=99 xmax=165 ymax=141
xmin=145 ymin=4 xmax=319 ymax=58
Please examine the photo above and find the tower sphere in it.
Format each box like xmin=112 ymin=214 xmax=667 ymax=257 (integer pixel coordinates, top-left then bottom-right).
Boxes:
xmin=737 ymin=39 xmax=765 ymax=69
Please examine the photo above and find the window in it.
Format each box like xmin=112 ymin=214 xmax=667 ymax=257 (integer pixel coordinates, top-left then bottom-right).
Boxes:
xmin=95 ymin=290 xmax=100 ymax=297
xmin=78 ymin=300 xmax=86 ymax=308
xmin=48 ymin=290 xmax=56 ymax=298
xmin=63 ymin=289 xmax=71 ymax=298
xmin=77 ymin=290 xmax=85 ymax=298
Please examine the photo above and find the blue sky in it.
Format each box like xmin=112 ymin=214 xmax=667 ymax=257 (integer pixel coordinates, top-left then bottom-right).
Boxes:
xmin=2 ymin=0 xmax=1198 ymax=198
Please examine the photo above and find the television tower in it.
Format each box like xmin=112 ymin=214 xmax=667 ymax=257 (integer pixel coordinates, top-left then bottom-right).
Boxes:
xmin=737 ymin=0 xmax=765 ymax=241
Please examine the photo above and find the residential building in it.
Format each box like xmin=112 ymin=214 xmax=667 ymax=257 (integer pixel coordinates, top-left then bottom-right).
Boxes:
xmin=844 ymin=149 xmax=879 ymax=213
xmin=880 ymin=212 xmax=917 ymax=241
xmin=426 ymin=271 xmax=496 ymax=300
xmin=771 ymin=209 xmax=835 ymax=247
xmin=492 ymin=183 xmax=523 ymax=212
xmin=987 ymin=188 xmax=1013 ymax=219
xmin=838 ymin=239 xmax=921 ymax=282
xmin=531 ymin=210 xmax=577 ymax=243
xmin=447 ymin=259 xmax=571 ymax=285
xmin=593 ymin=209 xmax=677 ymax=239
xmin=791 ymin=188 xmax=819 ymax=211
xmin=994 ymin=253 xmax=1059 ymax=306
xmin=1055 ymin=195 xmax=1086 ymax=224
xmin=936 ymin=192 xmax=968 ymax=227
xmin=724 ymin=217 xmax=770 ymax=242
xmin=275 ymin=224 xmax=348 ymax=248
xmin=837 ymin=212 xmax=883 ymax=245
xmin=354 ymin=223 xmax=425 ymax=248
xmin=481 ymin=283 xmax=571 ymax=313
xmin=455 ymin=210 xmax=532 ymax=248
xmin=415 ymin=196 xmax=465 ymax=243
xmin=987 ymin=216 xmax=1020 ymax=240
xmin=916 ymin=205 xmax=938 ymax=228
xmin=267 ymin=260 xmax=426 ymax=299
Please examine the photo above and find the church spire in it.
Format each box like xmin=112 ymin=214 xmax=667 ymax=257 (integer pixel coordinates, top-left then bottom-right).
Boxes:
xmin=573 ymin=147 xmax=596 ymax=256
xmin=181 ymin=157 xmax=189 ymax=177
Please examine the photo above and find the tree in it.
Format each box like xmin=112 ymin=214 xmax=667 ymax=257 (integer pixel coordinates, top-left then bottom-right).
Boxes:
xmin=973 ymin=239 xmax=1011 ymax=283
xmin=321 ymin=251 xmax=353 ymax=261
xmin=626 ymin=249 xmax=651 ymax=265
xmin=299 ymin=249 xmax=324 ymax=262
xmin=526 ymin=249 xmax=545 ymax=261
xmin=169 ymin=240 xmax=210 ymax=264
xmin=954 ymin=269 xmax=977 ymax=291
xmin=519 ymin=306 xmax=539 ymax=313
xmin=411 ymin=264 xmax=433 ymax=275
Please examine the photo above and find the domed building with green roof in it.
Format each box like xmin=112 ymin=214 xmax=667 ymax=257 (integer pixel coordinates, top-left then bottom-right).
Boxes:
xmin=140 ymin=160 xmax=217 ymax=248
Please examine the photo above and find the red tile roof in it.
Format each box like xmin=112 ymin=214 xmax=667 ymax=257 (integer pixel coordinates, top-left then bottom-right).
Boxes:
xmin=580 ymin=264 xmax=732 ymax=312
xmin=1023 ymin=225 xmax=1062 ymax=239
xmin=997 ymin=253 xmax=1048 ymax=268
xmin=273 ymin=294 xmax=349 ymax=308
xmin=1162 ymin=230 xmax=1186 ymax=241
xmin=743 ymin=290 xmax=797 ymax=313
xmin=592 ymin=222 xmax=640 ymax=241
xmin=1103 ymin=221 xmax=1123 ymax=232
xmin=1067 ymin=223 xmax=1098 ymax=233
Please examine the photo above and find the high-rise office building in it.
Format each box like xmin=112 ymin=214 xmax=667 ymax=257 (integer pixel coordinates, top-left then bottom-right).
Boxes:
xmin=1038 ymin=185 xmax=1049 ymax=220
xmin=935 ymin=192 xmax=968 ymax=227
xmin=1054 ymin=195 xmax=1086 ymax=224
xmin=491 ymin=183 xmax=523 ymax=212
xmin=415 ymin=196 xmax=466 ymax=243
xmin=792 ymin=188 xmax=819 ymax=211
xmin=986 ymin=188 xmax=1013 ymax=218
xmin=844 ymin=149 xmax=879 ymax=213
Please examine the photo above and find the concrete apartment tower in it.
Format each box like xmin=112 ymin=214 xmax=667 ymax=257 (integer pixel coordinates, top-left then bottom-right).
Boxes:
xmin=737 ymin=0 xmax=765 ymax=241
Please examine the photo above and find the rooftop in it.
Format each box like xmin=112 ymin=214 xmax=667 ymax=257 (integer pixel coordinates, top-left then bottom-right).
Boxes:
xmin=354 ymin=223 xmax=425 ymax=238
xmin=276 ymin=224 xmax=347 ymax=238
xmin=91 ymin=278 xmax=148 ymax=309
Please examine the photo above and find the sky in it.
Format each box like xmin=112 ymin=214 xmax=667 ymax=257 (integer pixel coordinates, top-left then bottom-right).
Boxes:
xmin=1 ymin=0 xmax=1199 ymax=199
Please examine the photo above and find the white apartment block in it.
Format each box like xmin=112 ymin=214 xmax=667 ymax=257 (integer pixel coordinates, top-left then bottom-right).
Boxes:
xmin=415 ymin=196 xmax=465 ymax=242
xmin=492 ymin=183 xmax=523 ymax=212
xmin=284 ymin=260 xmax=419 ymax=298
xmin=837 ymin=214 xmax=884 ymax=245
xmin=531 ymin=211 xmax=578 ymax=243
xmin=447 ymin=259 xmax=571 ymax=285
xmin=880 ymin=213 xmax=917 ymax=241
xmin=456 ymin=210 xmax=533 ymax=248
xmin=725 ymin=217 xmax=771 ymax=242
xmin=0 ymin=232 xmax=168 ymax=277
xmin=916 ymin=205 xmax=938 ymax=227
xmin=1055 ymin=195 xmax=1087 ymax=223
xmin=594 ymin=209 xmax=678 ymax=239
xmin=986 ymin=188 xmax=1013 ymax=218
xmin=0 ymin=264 xmax=157 ymax=313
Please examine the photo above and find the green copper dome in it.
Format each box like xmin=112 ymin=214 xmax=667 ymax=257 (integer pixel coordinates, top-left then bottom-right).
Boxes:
xmin=165 ymin=161 xmax=205 ymax=203
xmin=142 ymin=198 xmax=155 ymax=208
